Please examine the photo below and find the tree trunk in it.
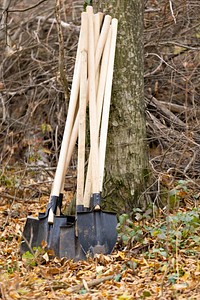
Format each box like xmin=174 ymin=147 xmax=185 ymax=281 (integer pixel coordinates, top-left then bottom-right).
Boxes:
xmin=93 ymin=0 xmax=149 ymax=213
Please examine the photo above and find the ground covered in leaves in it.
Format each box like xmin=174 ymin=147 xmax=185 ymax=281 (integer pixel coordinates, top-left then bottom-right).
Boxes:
xmin=1 ymin=179 xmax=200 ymax=300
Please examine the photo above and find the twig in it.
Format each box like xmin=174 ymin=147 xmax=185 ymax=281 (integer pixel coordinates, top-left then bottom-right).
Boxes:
xmin=184 ymin=150 xmax=198 ymax=174
xmin=36 ymin=16 xmax=80 ymax=31
xmin=169 ymin=1 xmax=176 ymax=24
xmin=144 ymin=8 xmax=161 ymax=13
xmin=161 ymin=41 xmax=200 ymax=51
xmin=1 ymin=193 xmax=25 ymax=202
xmin=45 ymin=275 xmax=114 ymax=292
xmin=145 ymin=41 xmax=200 ymax=51
xmin=159 ymin=102 xmax=187 ymax=114
xmin=1 ymin=0 xmax=11 ymax=46
xmin=145 ymin=53 xmax=187 ymax=80
xmin=144 ymin=59 xmax=163 ymax=77
xmin=0 ymin=283 xmax=6 ymax=300
xmin=7 ymin=0 xmax=47 ymax=13
xmin=21 ymin=229 xmax=36 ymax=256
xmin=0 ymin=94 xmax=6 ymax=125
xmin=55 ymin=0 xmax=69 ymax=104
xmin=147 ymin=95 xmax=186 ymax=128
xmin=159 ymin=263 xmax=168 ymax=297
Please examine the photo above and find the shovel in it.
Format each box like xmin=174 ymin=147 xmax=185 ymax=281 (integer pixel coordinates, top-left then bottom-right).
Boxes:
xmin=59 ymin=10 xmax=112 ymax=211
xmin=58 ymin=48 xmax=88 ymax=261
xmin=20 ymin=12 xmax=87 ymax=256
xmin=58 ymin=10 xmax=109 ymax=259
xmin=58 ymin=17 xmax=89 ymax=261
xmin=58 ymin=10 xmax=113 ymax=259
xmin=59 ymin=12 xmax=115 ymax=260
xmin=20 ymin=116 xmax=77 ymax=256
xmin=77 ymin=12 xmax=118 ymax=256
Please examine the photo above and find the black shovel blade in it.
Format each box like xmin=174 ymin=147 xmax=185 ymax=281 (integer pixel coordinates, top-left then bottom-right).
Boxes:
xmin=20 ymin=216 xmax=42 ymax=254
xmin=20 ymin=195 xmax=76 ymax=257
xmin=77 ymin=210 xmax=118 ymax=256
xmin=48 ymin=215 xmax=75 ymax=257
xmin=59 ymin=223 xmax=86 ymax=260
xmin=20 ymin=214 xmax=75 ymax=257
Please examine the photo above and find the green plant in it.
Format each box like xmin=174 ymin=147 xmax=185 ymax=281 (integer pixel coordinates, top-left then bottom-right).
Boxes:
xmin=168 ymin=180 xmax=189 ymax=209
xmin=117 ymin=207 xmax=200 ymax=256
xmin=0 ymin=172 xmax=14 ymax=187
xmin=22 ymin=251 xmax=37 ymax=267
xmin=41 ymin=123 xmax=52 ymax=134
xmin=6 ymin=261 xmax=19 ymax=274
xmin=117 ymin=213 xmax=144 ymax=246
xmin=166 ymin=209 xmax=200 ymax=249
xmin=22 ymin=247 xmax=44 ymax=267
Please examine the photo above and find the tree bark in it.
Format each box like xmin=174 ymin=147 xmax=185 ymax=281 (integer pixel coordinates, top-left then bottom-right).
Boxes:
xmin=93 ymin=0 xmax=149 ymax=213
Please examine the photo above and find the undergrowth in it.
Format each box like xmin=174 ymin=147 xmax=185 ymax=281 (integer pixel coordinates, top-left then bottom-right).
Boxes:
xmin=117 ymin=207 xmax=200 ymax=257
xmin=117 ymin=180 xmax=200 ymax=260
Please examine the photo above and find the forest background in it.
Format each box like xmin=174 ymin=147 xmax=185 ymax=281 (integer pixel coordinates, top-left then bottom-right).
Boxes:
xmin=0 ymin=0 xmax=200 ymax=299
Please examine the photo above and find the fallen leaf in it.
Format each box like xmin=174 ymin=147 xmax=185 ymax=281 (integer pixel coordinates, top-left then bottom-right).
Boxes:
xmin=42 ymin=252 xmax=49 ymax=262
xmin=173 ymin=283 xmax=188 ymax=290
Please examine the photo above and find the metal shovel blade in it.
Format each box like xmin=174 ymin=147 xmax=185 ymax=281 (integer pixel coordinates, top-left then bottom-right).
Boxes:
xmin=20 ymin=213 xmax=75 ymax=257
xmin=48 ymin=215 xmax=75 ymax=257
xmin=59 ymin=223 xmax=86 ymax=260
xmin=77 ymin=209 xmax=117 ymax=256
xmin=20 ymin=216 xmax=42 ymax=254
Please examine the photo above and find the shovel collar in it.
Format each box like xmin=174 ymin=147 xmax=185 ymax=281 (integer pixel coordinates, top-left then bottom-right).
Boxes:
xmin=38 ymin=195 xmax=59 ymax=220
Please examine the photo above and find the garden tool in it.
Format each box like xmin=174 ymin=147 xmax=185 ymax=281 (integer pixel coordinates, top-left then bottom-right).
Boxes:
xmin=82 ymin=6 xmax=112 ymax=208
xmin=77 ymin=12 xmax=118 ymax=256
xmin=20 ymin=12 xmax=86 ymax=257
xmin=59 ymin=49 xmax=88 ymax=259
xmin=59 ymin=11 xmax=114 ymax=260
xmin=58 ymin=23 xmax=88 ymax=260
xmin=59 ymin=10 xmax=112 ymax=210
xmin=83 ymin=22 xmax=112 ymax=208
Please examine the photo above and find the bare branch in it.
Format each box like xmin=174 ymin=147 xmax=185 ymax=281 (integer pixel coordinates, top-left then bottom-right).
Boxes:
xmin=55 ymin=0 xmax=69 ymax=104
xmin=6 ymin=0 xmax=48 ymax=13
xmin=36 ymin=16 xmax=80 ymax=31
xmin=169 ymin=1 xmax=177 ymax=24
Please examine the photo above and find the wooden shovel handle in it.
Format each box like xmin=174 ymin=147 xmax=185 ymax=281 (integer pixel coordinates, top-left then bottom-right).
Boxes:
xmin=48 ymin=12 xmax=88 ymax=223
xmin=95 ymin=14 xmax=112 ymax=76
xmin=59 ymin=12 xmax=110 ymax=200
xmin=56 ymin=9 xmax=111 ymax=211
xmin=51 ymin=12 xmax=87 ymax=197
xmin=99 ymin=19 xmax=118 ymax=192
xmin=94 ymin=13 xmax=102 ymax=51
xmin=83 ymin=26 xmax=112 ymax=207
xmin=94 ymin=13 xmax=102 ymax=95
xmin=87 ymin=6 xmax=99 ymax=194
xmin=77 ymin=49 xmax=88 ymax=205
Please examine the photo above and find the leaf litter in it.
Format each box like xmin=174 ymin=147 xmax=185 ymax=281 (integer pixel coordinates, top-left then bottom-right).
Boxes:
xmin=1 ymin=185 xmax=200 ymax=300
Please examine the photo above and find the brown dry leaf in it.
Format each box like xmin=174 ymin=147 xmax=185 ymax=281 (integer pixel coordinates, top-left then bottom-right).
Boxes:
xmin=42 ymin=252 xmax=49 ymax=262
xmin=9 ymin=290 xmax=21 ymax=299
xmin=173 ymin=283 xmax=188 ymax=290
xmin=47 ymin=267 xmax=61 ymax=275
